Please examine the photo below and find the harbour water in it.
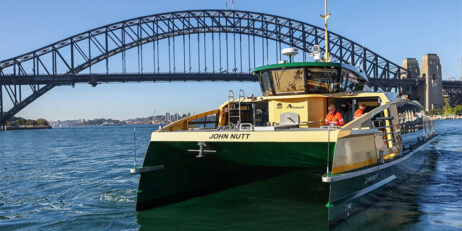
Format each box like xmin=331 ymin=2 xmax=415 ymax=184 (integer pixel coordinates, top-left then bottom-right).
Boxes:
xmin=0 ymin=120 xmax=461 ymax=230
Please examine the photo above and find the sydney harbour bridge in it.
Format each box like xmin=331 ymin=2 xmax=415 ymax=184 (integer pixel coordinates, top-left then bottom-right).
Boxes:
xmin=1 ymin=9 xmax=461 ymax=126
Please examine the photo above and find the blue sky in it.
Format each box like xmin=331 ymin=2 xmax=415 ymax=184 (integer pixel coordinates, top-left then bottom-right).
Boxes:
xmin=1 ymin=0 xmax=461 ymax=120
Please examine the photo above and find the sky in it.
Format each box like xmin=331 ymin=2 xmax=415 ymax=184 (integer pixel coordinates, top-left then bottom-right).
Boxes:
xmin=0 ymin=0 xmax=461 ymax=120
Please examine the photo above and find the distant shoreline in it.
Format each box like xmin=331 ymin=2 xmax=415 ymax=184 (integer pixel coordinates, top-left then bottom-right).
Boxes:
xmin=51 ymin=124 xmax=163 ymax=128
xmin=430 ymin=116 xmax=462 ymax=120
xmin=6 ymin=125 xmax=52 ymax=130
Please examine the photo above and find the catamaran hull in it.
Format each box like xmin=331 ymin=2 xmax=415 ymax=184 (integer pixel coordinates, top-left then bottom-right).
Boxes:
xmin=325 ymin=136 xmax=438 ymax=228
xmin=135 ymin=136 xmax=436 ymax=229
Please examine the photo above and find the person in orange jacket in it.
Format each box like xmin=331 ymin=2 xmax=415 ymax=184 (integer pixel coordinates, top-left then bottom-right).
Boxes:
xmin=325 ymin=104 xmax=345 ymax=126
xmin=353 ymin=103 xmax=366 ymax=120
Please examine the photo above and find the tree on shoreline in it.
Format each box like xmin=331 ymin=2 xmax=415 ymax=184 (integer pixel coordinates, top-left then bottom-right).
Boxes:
xmin=427 ymin=105 xmax=462 ymax=116
xmin=36 ymin=118 xmax=50 ymax=126
xmin=6 ymin=117 xmax=50 ymax=127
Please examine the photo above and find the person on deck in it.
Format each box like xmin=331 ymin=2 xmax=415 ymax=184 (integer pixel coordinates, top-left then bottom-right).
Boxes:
xmin=325 ymin=104 xmax=345 ymax=127
xmin=353 ymin=103 xmax=366 ymax=120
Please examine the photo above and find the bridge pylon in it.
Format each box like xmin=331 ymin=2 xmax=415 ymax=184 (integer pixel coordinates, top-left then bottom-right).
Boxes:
xmin=400 ymin=54 xmax=445 ymax=111
xmin=421 ymin=54 xmax=444 ymax=111
xmin=401 ymin=58 xmax=422 ymax=101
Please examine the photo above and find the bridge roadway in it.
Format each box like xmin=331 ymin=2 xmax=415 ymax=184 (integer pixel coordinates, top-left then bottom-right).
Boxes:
xmin=0 ymin=73 xmax=257 ymax=86
xmin=1 ymin=72 xmax=460 ymax=90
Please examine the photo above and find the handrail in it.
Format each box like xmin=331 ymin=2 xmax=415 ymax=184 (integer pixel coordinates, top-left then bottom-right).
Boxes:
xmin=373 ymin=116 xmax=394 ymax=121
xmin=227 ymin=90 xmax=235 ymax=127
xmin=238 ymin=90 xmax=245 ymax=125
xmin=159 ymin=109 xmax=220 ymax=132
xmin=326 ymin=124 xmax=333 ymax=174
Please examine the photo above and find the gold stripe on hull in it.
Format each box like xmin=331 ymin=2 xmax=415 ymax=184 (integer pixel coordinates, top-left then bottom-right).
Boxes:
xmin=151 ymin=130 xmax=340 ymax=143
xmin=332 ymin=158 xmax=377 ymax=174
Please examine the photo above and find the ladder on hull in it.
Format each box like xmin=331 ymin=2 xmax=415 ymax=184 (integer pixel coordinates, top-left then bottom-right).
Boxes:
xmin=375 ymin=107 xmax=400 ymax=162
xmin=227 ymin=90 xmax=245 ymax=128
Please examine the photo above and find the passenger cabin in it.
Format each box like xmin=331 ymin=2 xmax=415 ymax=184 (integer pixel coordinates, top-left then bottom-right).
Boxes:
xmin=160 ymin=62 xmax=388 ymax=131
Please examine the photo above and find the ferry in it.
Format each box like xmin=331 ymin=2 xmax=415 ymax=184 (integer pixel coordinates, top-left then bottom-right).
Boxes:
xmin=134 ymin=56 xmax=437 ymax=225
xmin=133 ymin=2 xmax=437 ymax=228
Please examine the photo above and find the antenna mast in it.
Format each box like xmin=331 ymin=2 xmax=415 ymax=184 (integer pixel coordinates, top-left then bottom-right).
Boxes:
xmin=320 ymin=0 xmax=331 ymax=62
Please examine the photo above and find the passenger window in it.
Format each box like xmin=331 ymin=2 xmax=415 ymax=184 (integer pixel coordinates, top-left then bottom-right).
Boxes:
xmin=254 ymin=101 xmax=269 ymax=126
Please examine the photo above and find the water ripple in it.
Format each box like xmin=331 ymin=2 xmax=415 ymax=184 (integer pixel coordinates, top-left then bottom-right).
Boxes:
xmin=0 ymin=121 xmax=461 ymax=230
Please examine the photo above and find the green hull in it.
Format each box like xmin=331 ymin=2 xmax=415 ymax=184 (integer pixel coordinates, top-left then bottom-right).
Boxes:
xmin=136 ymin=141 xmax=334 ymax=211
xmin=137 ymin=168 xmax=329 ymax=230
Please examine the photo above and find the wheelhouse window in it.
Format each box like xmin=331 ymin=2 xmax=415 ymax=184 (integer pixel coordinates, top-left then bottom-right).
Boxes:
xmin=260 ymin=71 xmax=274 ymax=96
xmin=345 ymin=71 xmax=363 ymax=91
xmin=271 ymin=68 xmax=306 ymax=94
xmin=306 ymin=67 xmax=340 ymax=93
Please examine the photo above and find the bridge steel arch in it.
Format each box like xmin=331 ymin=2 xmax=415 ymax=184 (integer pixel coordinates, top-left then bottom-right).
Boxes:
xmin=0 ymin=9 xmax=406 ymax=125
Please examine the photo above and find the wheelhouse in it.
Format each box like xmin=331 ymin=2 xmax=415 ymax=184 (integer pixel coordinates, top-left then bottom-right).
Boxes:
xmin=253 ymin=62 xmax=368 ymax=96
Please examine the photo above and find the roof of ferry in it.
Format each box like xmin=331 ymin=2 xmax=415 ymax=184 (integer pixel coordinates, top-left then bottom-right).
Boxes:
xmin=252 ymin=62 xmax=368 ymax=81
xmin=252 ymin=62 xmax=344 ymax=72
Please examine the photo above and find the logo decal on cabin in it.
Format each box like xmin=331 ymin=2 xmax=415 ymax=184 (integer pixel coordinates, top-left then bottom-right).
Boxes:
xmin=286 ymin=104 xmax=304 ymax=109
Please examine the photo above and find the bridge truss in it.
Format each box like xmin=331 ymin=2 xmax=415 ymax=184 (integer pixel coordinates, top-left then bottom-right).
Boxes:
xmin=442 ymin=81 xmax=462 ymax=106
xmin=0 ymin=9 xmax=450 ymax=124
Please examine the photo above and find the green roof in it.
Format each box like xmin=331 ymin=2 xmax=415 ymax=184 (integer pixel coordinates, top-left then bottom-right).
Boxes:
xmin=252 ymin=62 xmax=342 ymax=72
